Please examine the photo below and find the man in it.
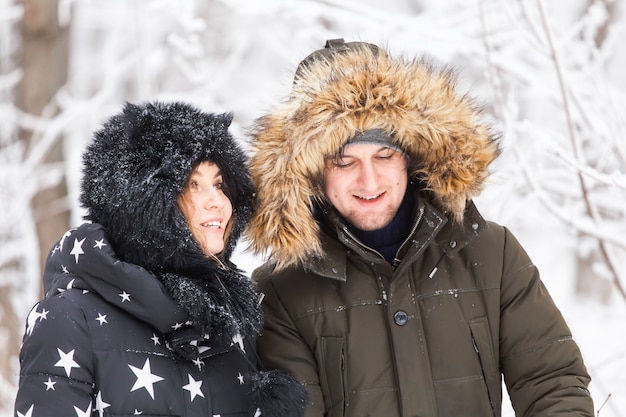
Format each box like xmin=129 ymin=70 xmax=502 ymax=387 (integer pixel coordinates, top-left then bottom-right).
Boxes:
xmin=246 ymin=39 xmax=594 ymax=417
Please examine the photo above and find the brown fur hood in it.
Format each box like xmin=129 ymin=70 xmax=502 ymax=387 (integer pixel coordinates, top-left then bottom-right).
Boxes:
xmin=247 ymin=42 xmax=501 ymax=270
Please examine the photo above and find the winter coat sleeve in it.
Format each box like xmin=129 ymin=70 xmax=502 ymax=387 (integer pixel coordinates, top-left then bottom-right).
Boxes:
xmin=255 ymin=272 xmax=323 ymax=417
xmin=14 ymin=294 xmax=96 ymax=417
xmin=498 ymin=227 xmax=594 ymax=416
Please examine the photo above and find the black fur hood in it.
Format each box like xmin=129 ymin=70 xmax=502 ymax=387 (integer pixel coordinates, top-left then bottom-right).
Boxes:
xmin=79 ymin=101 xmax=258 ymax=338
xmin=80 ymin=101 xmax=254 ymax=273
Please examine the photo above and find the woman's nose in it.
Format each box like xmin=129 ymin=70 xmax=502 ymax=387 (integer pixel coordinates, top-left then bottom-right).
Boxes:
xmin=202 ymin=188 xmax=225 ymax=210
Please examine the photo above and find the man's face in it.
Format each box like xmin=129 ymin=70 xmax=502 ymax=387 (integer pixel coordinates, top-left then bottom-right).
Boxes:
xmin=324 ymin=143 xmax=408 ymax=231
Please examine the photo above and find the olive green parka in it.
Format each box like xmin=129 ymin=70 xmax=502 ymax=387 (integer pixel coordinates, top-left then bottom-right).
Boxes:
xmin=246 ymin=39 xmax=594 ymax=417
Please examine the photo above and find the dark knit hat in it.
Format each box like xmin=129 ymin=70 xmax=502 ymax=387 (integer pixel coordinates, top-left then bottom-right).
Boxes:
xmin=80 ymin=101 xmax=254 ymax=274
xmin=345 ymin=129 xmax=405 ymax=154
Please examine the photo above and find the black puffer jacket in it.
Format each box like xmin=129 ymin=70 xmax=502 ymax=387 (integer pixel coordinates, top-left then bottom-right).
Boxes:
xmin=14 ymin=101 xmax=308 ymax=417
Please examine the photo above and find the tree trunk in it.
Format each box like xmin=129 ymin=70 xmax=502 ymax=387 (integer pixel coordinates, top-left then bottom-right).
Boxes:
xmin=17 ymin=0 xmax=70 ymax=285
xmin=0 ymin=2 xmax=71 ymax=410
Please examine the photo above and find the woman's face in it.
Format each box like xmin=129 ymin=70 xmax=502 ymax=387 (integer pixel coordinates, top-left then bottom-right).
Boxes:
xmin=178 ymin=161 xmax=233 ymax=256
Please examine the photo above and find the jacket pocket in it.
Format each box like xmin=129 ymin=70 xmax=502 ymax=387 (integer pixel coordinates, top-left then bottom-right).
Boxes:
xmin=469 ymin=317 xmax=501 ymax=417
xmin=319 ymin=336 xmax=346 ymax=417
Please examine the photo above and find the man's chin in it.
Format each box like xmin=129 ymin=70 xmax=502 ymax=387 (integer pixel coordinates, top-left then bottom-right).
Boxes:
xmin=348 ymin=215 xmax=394 ymax=231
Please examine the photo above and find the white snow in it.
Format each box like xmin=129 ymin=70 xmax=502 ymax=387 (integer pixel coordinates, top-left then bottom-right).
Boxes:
xmin=1 ymin=0 xmax=624 ymax=415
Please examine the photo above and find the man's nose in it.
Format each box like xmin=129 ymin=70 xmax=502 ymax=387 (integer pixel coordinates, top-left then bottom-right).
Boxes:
xmin=357 ymin=162 xmax=380 ymax=189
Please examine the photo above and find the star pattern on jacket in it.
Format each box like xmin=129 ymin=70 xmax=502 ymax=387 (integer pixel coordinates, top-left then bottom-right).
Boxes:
xmin=25 ymin=304 xmax=48 ymax=336
xmin=70 ymin=238 xmax=86 ymax=263
xmin=232 ymin=333 xmax=245 ymax=352
xmin=96 ymin=313 xmax=107 ymax=325
xmin=54 ymin=348 xmax=80 ymax=377
xmin=43 ymin=377 xmax=56 ymax=391
xmin=17 ymin=404 xmax=33 ymax=417
xmin=93 ymin=239 xmax=107 ymax=249
xmin=128 ymin=358 xmax=165 ymax=399
xmin=95 ymin=391 xmax=111 ymax=417
xmin=15 ymin=224 xmax=291 ymax=417
xmin=119 ymin=291 xmax=131 ymax=302
xmin=183 ymin=374 xmax=205 ymax=401
xmin=73 ymin=400 xmax=91 ymax=417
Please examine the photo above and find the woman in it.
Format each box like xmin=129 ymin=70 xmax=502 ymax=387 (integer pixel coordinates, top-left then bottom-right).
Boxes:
xmin=14 ymin=101 xmax=308 ymax=417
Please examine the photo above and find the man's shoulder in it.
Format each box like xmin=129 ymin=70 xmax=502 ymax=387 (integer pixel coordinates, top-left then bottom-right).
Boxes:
xmin=252 ymin=260 xmax=330 ymax=293
xmin=252 ymin=261 xmax=306 ymax=284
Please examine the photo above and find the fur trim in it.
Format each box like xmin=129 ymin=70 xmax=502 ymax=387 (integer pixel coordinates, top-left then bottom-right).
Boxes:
xmin=80 ymin=101 xmax=259 ymax=337
xmin=80 ymin=101 xmax=254 ymax=271
xmin=160 ymin=267 xmax=262 ymax=340
xmin=247 ymin=43 xmax=500 ymax=270
xmin=248 ymin=370 xmax=309 ymax=417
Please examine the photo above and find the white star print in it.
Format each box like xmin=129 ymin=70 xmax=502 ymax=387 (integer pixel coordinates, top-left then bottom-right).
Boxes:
xmin=43 ymin=377 xmax=56 ymax=391
xmin=119 ymin=291 xmax=131 ymax=302
xmin=51 ymin=245 xmax=60 ymax=255
xmin=133 ymin=409 xmax=143 ymax=415
xmin=93 ymin=239 xmax=107 ymax=249
xmin=129 ymin=358 xmax=164 ymax=399
xmin=151 ymin=334 xmax=161 ymax=345
xmin=54 ymin=348 xmax=80 ymax=377
xmin=96 ymin=313 xmax=108 ymax=325
xmin=26 ymin=304 xmax=44 ymax=336
xmin=182 ymin=374 xmax=205 ymax=401
xmin=59 ymin=229 xmax=73 ymax=251
xmin=59 ymin=279 xmax=75 ymax=293
xmin=232 ymin=333 xmax=245 ymax=352
xmin=73 ymin=400 xmax=91 ymax=417
xmin=192 ymin=357 xmax=204 ymax=369
xmin=17 ymin=404 xmax=33 ymax=417
xmin=62 ymin=265 xmax=69 ymax=274
xmin=237 ymin=372 xmax=245 ymax=384
xmin=70 ymin=238 xmax=86 ymax=264
xmin=172 ymin=322 xmax=184 ymax=330
xmin=95 ymin=391 xmax=111 ymax=417
xmin=254 ymin=408 xmax=262 ymax=417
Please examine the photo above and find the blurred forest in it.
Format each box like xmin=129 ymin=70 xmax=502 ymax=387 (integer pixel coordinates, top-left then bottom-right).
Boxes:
xmin=1 ymin=0 xmax=624 ymax=416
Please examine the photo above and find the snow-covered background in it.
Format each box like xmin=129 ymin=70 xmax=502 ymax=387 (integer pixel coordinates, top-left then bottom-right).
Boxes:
xmin=1 ymin=0 xmax=624 ymax=416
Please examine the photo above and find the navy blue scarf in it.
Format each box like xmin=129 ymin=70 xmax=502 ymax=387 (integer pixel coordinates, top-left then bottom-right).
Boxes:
xmin=347 ymin=192 xmax=415 ymax=264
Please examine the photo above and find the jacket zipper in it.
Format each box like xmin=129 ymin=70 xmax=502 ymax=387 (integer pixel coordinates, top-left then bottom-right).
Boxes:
xmin=470 ymin=334 xmax=497 ymax=417
xmin=340 ymin=203 xmax=425 ymax=269
xmin=392 ymin=205 xmax=424 ymax=269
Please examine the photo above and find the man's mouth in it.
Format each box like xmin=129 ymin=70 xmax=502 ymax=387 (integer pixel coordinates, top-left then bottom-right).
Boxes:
xmin=355 ymin=192 xmax=384 ymax=201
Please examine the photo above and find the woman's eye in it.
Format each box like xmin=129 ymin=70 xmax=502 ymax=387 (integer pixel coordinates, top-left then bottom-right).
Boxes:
xmin=188 ymin=180 xmax=199 ymax=191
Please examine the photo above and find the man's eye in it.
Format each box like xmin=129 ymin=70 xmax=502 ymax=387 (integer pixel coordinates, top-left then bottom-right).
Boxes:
xmin=377 ymin=149 xmax=401 ymax=161
xmin=333 ymin=159 xmax=353 ymax=168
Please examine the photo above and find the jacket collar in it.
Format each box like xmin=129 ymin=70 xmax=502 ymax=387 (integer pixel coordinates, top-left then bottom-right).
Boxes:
xmin=305 ymin=191 xmax=486 ymax=280
xmin=44 ymin=222 xmax=262 ymax=341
